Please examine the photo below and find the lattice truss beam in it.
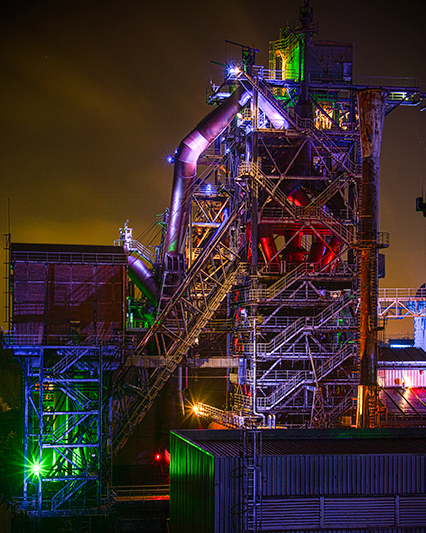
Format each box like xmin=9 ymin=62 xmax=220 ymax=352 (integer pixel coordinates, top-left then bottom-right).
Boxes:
xmin=19 ymin=346 xmax=111 ymax=517
xmin=378 ymin=289 xmax=426 ymax=319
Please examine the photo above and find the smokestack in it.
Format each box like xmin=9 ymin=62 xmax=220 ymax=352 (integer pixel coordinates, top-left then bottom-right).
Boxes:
xmin=356 ymin=89 xmax=387 ymax=429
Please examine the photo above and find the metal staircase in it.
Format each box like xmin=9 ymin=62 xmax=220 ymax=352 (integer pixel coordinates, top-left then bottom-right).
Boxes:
xmin=112 ymin=209 xmax=244 ymax=453
xmin=239 ymin=262 xmax=315 ymax=304
xmin=52 ymin=347 xmax=92 ymax=375
xmin=49 ymin=479 xmax=90 ymax=514
xmin=256 ymin=340 xmax=356 ymax=410
xmin=304 ymin=177 xmax=348 ymax=212
xmin=244 ymin=293 xmax=354 ymax=356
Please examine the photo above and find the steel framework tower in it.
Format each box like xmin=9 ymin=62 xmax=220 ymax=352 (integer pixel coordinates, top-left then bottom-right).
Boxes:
xmin=3 ymin=6 xmax=425 ymax=523
xmin=4 ymin=243 xmax=126 ymax=519
xmin=111 ymin=4 xmax=424 ymax=444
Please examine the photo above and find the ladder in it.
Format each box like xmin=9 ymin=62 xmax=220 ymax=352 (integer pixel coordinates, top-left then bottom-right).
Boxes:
xmin=241 ymin=429 xmax=262 ymax=533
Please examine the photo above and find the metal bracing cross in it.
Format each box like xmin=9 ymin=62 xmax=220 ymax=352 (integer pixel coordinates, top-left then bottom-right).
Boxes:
xmin=18 ymin=344 xmax=109 ymax=518
xmin=112 ymin=208 xmax=246 ymax=453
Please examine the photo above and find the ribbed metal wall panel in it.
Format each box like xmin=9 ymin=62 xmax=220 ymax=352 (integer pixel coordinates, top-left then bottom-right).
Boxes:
xmin=273 ymin=530 xmax=426 ymax=533
xmin=262 ymin=498 xmax=320 ymax=529
xmin=171 ymin=430 xmax=426 ymax=533
xmin=379 ymin=367 xmax=426 ymax=388
xmin=215 ymin=457 xmax=241 ymax=533
xmin=324 ymin=497 xmax=395 ymax=528
xmin=400 ymin=496 xmax=426 ymax=526
xmin=260 ymin=496 xmax=426 ymax=530
xmin=170 ymin=432 xmax=215 ymax=533
xmin=262 ymin=454 xmax=426 ymax=496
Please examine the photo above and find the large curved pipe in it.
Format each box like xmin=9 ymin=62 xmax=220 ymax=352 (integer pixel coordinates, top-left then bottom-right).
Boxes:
xmin=127 ymin=255 xmax=159 ymax=307
xmin=164 ymin=85 xmax=250 ymax=260
xmin=258 ymin=93 xmax=288 ymax=129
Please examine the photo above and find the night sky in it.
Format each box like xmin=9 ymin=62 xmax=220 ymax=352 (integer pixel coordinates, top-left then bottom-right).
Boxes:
xmin=1 ymin=0 xmax=426 ymax=335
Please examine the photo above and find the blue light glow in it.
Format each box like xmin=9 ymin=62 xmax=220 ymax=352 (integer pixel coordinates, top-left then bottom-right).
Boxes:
xmin=390 ymin=343 xmax=412 ymax=348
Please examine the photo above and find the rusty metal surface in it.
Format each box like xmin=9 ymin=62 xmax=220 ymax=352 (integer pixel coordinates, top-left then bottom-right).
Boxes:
xmin=356 ymin=89 xmax=387 ymax=428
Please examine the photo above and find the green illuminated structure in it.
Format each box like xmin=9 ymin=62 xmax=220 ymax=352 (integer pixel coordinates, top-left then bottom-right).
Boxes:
xmin=18 ymin=345 xmax=112 ymax=518
xmin=5 ymin=243 xmax=126 ymax=519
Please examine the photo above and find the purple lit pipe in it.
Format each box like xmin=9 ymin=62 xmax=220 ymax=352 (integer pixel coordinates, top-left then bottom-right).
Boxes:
xmin=127 ymin=255 xmax=159 ymax=307
xmin=164 ymin=85 xmax=250 ymax=259
xmin=258 ymin=94 xmax=288 ymax=129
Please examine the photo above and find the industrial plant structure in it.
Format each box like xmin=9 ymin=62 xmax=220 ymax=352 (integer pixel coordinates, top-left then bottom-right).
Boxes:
xmin=2 ymin=2 xmax=426 ymax=529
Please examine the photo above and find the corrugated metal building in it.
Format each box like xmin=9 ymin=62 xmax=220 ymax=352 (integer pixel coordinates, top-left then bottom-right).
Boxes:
xmin=170 ymin=428 xmax=426 ymax=532
xmin=379 ymin=347 xmax=426 ymax=388
xmin=11 ymin=243 xmax=127 ymax=343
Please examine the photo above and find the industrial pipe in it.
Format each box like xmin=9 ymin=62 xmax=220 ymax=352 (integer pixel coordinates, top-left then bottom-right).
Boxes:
xmin=356 ymin=89 xmax=387 ymax=429
xmin=127 ymin=255 xmax=159 ymax=307
xmin=164 ymin=85 xmax=250 ymax=263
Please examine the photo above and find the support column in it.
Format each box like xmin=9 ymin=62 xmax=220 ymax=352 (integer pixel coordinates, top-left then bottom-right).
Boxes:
xmin=356 ymin=89 xmax=386 ymax=428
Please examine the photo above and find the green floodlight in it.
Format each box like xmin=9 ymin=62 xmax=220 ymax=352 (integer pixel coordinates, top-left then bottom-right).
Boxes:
xmin=29 ymin=460 xmax=44 ymax=478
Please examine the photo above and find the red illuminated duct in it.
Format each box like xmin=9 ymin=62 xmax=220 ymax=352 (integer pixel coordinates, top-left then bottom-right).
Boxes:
xmin=259 ymin=223 xmax=279 ymax=264
xmin=308 ymin=239 xmax=326 ymax=263
xmin=321 ymin=236 xmax=341 ymax=268
xmin=164 ymin=85 xmax=250 ymax=262
xmin=163 ymin=449 xmax=171 ymax=466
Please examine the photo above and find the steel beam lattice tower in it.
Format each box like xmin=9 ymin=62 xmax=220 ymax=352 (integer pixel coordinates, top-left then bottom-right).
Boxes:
xmin=110 ymin=5 xmax=424 ymax=438
xmin=16 ymin=344 xmax=112 ymax=519
xmin=3 ymin=244 xmax=127 ymax=519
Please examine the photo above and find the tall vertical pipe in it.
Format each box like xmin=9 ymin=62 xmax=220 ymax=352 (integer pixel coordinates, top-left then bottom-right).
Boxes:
xmin=251 ymin=81 xmax=259 ymax=276
xmin=356 ymin=89 xmax=386 ymax=428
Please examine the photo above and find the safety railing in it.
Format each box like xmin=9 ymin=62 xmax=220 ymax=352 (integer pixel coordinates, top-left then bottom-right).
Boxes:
xmin=256 ymin=341 xmax=356 ymax=410
xmin=114 ymin=238 xmax=155 ymax=265
xmin=351 ymin=75 xmax=420 ymax=88
xmin=113 ymin=485 xmax=169 ymax=501
xmin=2 ymin=332 xmax=126 ymax=348
xmin=251 ymin=68 xmax=420 ymax=91
xmin=245 ymin=293 xmax=354 ymax=356
xmin=379 ymin=288 xmax=426 ymax=300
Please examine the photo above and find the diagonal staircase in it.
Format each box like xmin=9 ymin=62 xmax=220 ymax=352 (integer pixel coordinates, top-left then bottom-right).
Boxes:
xmin=304 ymin=177 xmax=347 ymax=212
xmin=112 ymin=208 xmax=244 ymax=453
xmin=50 ymin=479 xmax=90 ymax=513
xmin=257 ymin=340 xmax=356 ymax=409
xmin=246 ymin=292 xmax=354 ymax=356
xmin=53 ymin=347 xmax=92 ymax=375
